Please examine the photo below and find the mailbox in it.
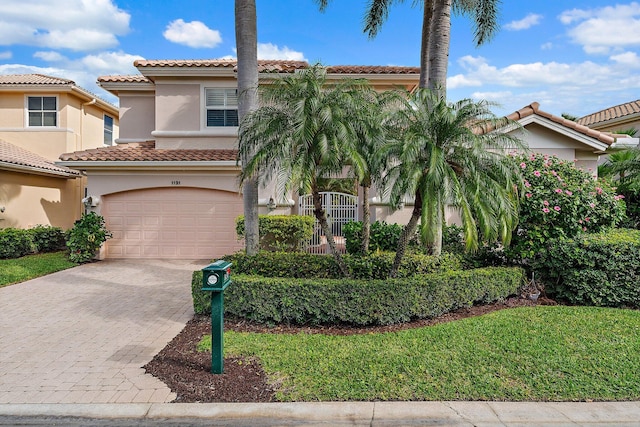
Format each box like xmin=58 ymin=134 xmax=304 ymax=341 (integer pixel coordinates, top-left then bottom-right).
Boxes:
xmin=200 ymin=259 xmax=232 ymax=374
xmin=201 ymin=260 xmax=232 ymax=291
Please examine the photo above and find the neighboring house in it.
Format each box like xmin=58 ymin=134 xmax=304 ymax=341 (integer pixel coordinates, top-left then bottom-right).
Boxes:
xmin=58 ymin=59 xmax=635 ymax=260
xmin=379 ymin=101 xmax=638 ymax=226
xmin=0 ymin=74 xmax=119 ymax=229
xmin=577 ymin=99 xmax=640 ymax=136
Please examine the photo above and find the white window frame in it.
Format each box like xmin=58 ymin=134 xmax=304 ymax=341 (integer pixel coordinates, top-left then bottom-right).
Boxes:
xmin=204 ymin=87 xmax=239 ymax=128
xmin=26 ymin=95 xmax=58 ymax=128
xmin=103 ymin=114 xmax=114 ymax=146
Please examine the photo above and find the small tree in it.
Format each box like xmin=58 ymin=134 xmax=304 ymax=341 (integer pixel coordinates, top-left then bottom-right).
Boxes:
xmin=67 ymin=212 xmax=112 ymax=263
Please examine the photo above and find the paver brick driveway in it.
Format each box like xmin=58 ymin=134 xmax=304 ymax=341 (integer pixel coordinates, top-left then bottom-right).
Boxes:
xmin=0 ymin=259 xmax=207 ymax=404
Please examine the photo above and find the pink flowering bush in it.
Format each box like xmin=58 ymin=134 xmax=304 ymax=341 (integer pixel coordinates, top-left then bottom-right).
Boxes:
xmin=507 ymin=153 xmax=626 ymax=261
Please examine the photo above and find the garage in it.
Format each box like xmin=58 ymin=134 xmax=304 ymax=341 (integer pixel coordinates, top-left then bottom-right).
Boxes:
xmin=102 ymin=187 xmax=243 ymax=259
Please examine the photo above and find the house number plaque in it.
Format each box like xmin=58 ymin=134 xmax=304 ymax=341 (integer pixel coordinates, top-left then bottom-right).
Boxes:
xmin=171 ymin=180 xmax=181 ymax=185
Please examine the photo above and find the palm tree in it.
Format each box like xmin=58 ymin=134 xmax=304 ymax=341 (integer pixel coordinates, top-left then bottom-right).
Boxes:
xmin=238 ymin=65 xmax=374 ymax=277
xmin=317 ymin=0 xmax=501 ymax=93
xmin=235 ymin=0 xmax=260 ymax=255
xmin=382 ymin=89 xmax=524 ymax=276
xmin=347 ymin=89 xmax=399 ymax=253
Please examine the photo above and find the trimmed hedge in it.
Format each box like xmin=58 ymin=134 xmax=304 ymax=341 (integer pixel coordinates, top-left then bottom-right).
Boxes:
xmin=29 ymin=225 xmax=67 ymax=253
xmin=236 ymin=215 xmax=314 ymax=252
xmin=535 ymin=229 xmax=640 ymax=308
xmin=0 ymin=228 xmax=34 ymax=259
xmin=0 ymin=226 xmax=67 ymax=259
xmin=343 ymin=221 xmax=404 ymax=254
xmin=191 ymin=267 xmax=524 ymax=325
xmin=224 ymin=251 xmax=462 ymax=279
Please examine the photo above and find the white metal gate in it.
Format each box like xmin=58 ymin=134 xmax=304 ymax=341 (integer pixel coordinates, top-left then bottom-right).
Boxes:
xmin=299 ymin=192 xmax=358 ymax=254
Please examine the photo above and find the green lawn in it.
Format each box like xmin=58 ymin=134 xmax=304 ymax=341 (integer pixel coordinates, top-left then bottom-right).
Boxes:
xmin=0 ymin=251 xmax=77 ymax=288
xmin=201 ymin=306 xmax=640 ymax=401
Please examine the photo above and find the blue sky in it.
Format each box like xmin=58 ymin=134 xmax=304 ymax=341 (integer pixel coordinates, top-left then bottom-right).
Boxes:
xmin=1 ymin=0 xmax=638 ymax=117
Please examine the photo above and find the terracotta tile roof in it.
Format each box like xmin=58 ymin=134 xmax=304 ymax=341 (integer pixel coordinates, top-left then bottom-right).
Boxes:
xmin=97 ymin=75 xmax=151 ymax=84
xmin=507 ymin=102 xmax=619 ymax=146
xmin=326 ymin=65 xmax=420 ymax=74
xmin=133 ymin=59 xmax=309 ymax=73
xmin=577 ymin=100 xmax=640 ymax=127
xmin=0 ymin=139 xmax=80 ymax=177
xmin=131 ymin=59 xmax=420 ymax=75
xmin=59 ymin=141 xmax=238 ymax=162
xmin=0 ymin=73 xmax=74 ymax=85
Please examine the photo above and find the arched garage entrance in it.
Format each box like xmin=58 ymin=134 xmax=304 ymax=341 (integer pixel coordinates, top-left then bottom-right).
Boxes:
xmin=102 ymin=187 xmax=243 ymax=259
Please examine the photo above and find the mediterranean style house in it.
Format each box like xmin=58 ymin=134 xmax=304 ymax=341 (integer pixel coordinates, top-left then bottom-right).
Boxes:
xmin=0 ymin=74 xmax=119 ymax=229
xmin=58 ymin=59 xmax=637 ymax=259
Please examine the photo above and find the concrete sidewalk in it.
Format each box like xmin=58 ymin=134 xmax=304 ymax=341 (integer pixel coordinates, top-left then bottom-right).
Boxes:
xmin=0 ymin=259 xmax=207 ymax=404
xmin=2 ymin=401 xmax=640 ymax=426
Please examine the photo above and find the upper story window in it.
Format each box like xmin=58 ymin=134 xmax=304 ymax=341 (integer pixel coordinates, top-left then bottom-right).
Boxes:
xmin=104 ymin=115 xmax=114 ymax=145
xmin=205 ymin=88 xmax=238 ymax=127
xmin=28 ymin=96 xmax=57 ymax=127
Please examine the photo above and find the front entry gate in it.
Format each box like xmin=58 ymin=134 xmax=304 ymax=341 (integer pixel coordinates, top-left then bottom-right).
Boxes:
xmin=298 ymin=192 xmax=358 ymax=254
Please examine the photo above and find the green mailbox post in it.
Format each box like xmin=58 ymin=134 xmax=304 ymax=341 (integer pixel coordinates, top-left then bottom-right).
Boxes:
xmin=201 ymin=260 xmax=232 ymax=374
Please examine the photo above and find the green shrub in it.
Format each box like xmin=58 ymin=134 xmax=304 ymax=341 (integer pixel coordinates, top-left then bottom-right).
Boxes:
xmin=508 ymin=153 xmax=626 ymax=262
xmin=343 ymin=221 xmax=404 ymax=254
xmin=224 ymin=250 xmax=462 ymax=279
xmin=191 ymin=267 xmax=524 ymax=325
xmin=236 ymin=215 xmax=314 ymax=252
xmin=66 ymin=213 xmax=112 ymax=263
xmin=29 ymin=225 xmax=66 ymax=253
xmin=535 ymin=229 xmax=640 ymax=307
xmin=0 ymin=228 xmax=34 ymax=259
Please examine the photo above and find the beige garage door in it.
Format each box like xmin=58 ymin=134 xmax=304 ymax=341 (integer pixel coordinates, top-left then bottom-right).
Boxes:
xmin=103 ymin=187 xmax=243 ymax=259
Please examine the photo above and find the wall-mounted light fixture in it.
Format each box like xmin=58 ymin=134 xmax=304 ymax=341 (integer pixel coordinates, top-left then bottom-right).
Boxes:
xmin=267 ymin=197 xmax=277 ymax=211
xmin=82 ymin=196 xmax=100 ymax=208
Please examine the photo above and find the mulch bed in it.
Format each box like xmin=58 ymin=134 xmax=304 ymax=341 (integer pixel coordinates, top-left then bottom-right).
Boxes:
xmin=144 ymin=296 xmax=556 ymax=403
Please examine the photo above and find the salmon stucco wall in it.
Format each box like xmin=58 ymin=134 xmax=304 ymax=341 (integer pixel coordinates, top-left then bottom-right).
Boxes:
xmin=0 ymin=171 xmax=83 ymax=229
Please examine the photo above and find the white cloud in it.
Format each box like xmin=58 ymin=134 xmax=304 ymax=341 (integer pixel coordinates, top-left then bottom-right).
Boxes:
xmin=611 ymin=51 xmax=640 ymax=67
xmin=257 ymin=43 xmax=306 ymax=61
xmin=540 ymin=42 xmax=553 ymax=50
xmin=163 ymin=19 xmax=222 ymax=48
xmin=559 ymin=3 xmax=640 ymax=54
xmin=0 ymin=51 xmax=11 ymax=59
xmin=505 ymin=13 xmax=543 ymax=31
xmin=0 ymin=0 xmax=130 ymax=51
xmin=81 ymin=51 xmax=143 ymax=75
xmin=34 ymin=51 xmax=66 ymax=62
xmin=447 ymin=54 xmax=640 ymax=116
xmin=224 ymin=43 xmax=306 ymax=61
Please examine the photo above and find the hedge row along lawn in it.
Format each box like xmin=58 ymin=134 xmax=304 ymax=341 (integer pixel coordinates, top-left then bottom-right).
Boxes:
xmin=0 ymin=251 xmax=77 ymax=288
xmin=200 ymin=306 xmax=640 ymax=401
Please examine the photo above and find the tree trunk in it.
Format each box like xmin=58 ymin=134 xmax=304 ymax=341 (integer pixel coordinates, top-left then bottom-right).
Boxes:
xmin=430 ymin=201 xmax=444 ymax=256
xmin=419 ymin=0 xmax=434 ymax=88
xmin=361 ymin=184 xmax=371 ymax=253
xmin=428 ymin=0 xmax=451 ymax=98
xmin=312 ymin=189 xmax=350 ymax=277
xmin=390 ymin=192 xmax=423 ymax=278
xmin=235 ymin=0 xmax=260 ymax=255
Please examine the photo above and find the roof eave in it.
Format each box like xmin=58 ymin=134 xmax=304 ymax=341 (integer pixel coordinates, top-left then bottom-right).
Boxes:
xmin=97 ymin=81 xmax=156 ymax=96
xmin=0 ymin=161 xmax=81 ymax=178
xmin=58 ymin=160 xmax=240 ymax=171
xmin=136 ymin=67 xmax=237 ymax=78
